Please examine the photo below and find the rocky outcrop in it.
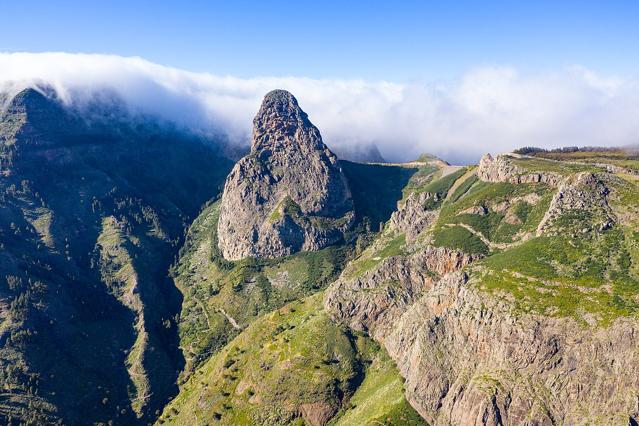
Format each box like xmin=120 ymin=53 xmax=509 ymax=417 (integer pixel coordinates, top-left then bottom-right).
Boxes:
xmin=478 ymin=154 xmax=563 ymax=187
xmin=300 ymin=402 xmax=337 ymax=426
xmin=382 ymin=271 xmax=639 ymax=425
xmin=459 ymin=205 xmax=489 ymax=216
xmin=217 ymin=90 xmax=354 ymax=260
xmin=325 ymin=246 xmax=477 ymax=341
xmin=536 ymin=172 xmax=616 ymax=235
xmin=389 ymin=191 xmax=439 ymax=241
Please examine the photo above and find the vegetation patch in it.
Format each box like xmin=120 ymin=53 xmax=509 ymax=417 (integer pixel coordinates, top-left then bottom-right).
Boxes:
xmin=345 ymin=233 xmax=406 ymax=278
xmin=476 ymin=227 xmax=639 ymax=325
xmin=432 ymin=180 xmax=553 ymax=250
xmin=433 ymin=226 xmax=488 ymax=255
xmin=161 ymin=293 xmax=423 ymax=426
xmin=330 ymin=349 xmax=426 ymax=426
xmin=511 ymin=156 xmax=602 ymax=175
xmin=448 ymin=172 xmax=478 ymax=203
xmin=174 ymin=201 xmax=355 ymax=376
xmin=159 ymin=294 xmax=362 ymax=425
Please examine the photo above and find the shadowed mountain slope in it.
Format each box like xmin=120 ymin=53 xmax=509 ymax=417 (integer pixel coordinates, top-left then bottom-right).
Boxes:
xmin=0 ymin=88 xmax=233 ymax=424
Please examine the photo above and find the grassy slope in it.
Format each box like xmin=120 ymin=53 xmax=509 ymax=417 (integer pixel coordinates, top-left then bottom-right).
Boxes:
xmin=174 ymin=201 xmax=352 ymax=377
xmin=161 ymin=293 xmax=358 ymax=424
xmin=475 ymin=172 xmax=639 ymax=326
xmin=160 ymin=293 xmax=423 ymax=425
xmin=432 ymin=179 xmax=554 ymax=255
xmin=330 ymin=349 xmax=427 ymax=426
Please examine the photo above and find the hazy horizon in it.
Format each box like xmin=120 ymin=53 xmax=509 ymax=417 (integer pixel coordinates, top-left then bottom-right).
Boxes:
xmin=1 ymin=52 xmax=638 ymax=164
xmin=2 ymin=2 xmax=638 ymax=163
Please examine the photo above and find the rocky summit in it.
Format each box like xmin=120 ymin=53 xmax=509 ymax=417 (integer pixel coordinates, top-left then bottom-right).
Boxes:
xmin=217 ymin=89 xmax=354 ymax=261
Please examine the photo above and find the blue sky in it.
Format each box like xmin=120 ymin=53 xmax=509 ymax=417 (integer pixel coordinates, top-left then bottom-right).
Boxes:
xmin=1 ymin=0 xmax=638 ymax=81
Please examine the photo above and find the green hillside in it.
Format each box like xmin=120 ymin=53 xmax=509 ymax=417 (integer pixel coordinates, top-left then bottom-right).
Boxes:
xmin=159 ymin=293 xmax=424 ymax=426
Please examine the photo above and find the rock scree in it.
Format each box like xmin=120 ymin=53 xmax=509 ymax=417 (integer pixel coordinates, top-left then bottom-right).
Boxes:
xmin=217 ymin=89 xmax=354 ymax=260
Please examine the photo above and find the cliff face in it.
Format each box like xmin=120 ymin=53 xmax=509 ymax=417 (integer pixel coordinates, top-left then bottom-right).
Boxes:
xmin=325 ymin=153 xmax=639 ymax=425
xmin=217 ymin=90 xmax=354 ymax=260
xmin=325 ymin=246 xmax=477 ymax=340
xmin=384 ymin=271 xmax=639 ymax=425
xmin=388 ymin=191 xmax=439 ymax=242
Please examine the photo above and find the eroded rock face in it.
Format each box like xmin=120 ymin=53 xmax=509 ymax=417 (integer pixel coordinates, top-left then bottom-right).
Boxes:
xmin=300 ymin=402 xmax=338 ymax=426
xmin=217 ymin=90 xmax=354 ymax=260
xmin=383 ymin=272 xmax=639 ymax=425
xmin=536 ymin=172 xmax=616 ymax=235
xmin=329 ymin=260 xmax=639 ymax=425
xmin=478 ymin=153 xmax=563 ymax=187
xmin=389 ymin=191 xmax=439 ymax=242
xmin=324 ymin=246 xmax=477 ymax=341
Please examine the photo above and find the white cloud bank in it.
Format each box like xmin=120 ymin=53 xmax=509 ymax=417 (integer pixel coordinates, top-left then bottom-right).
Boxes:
xmin=1 ymin=52 xmax=638 ymax=163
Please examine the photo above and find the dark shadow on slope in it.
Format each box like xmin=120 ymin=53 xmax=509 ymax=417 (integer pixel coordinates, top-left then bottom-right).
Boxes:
xmin=341 ymin=161 xmax=419 ymax=229
xmin=0 ymin=89 xmax=235 ymax=425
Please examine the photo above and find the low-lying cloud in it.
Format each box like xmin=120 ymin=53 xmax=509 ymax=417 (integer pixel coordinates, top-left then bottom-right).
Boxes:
xmin=1 ymin=52 xmax=638 ymax=164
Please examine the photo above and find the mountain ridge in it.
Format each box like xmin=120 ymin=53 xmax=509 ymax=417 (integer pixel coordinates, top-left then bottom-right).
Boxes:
xmin=0 ymin=87 xmax=234 ymax=424
xmin=2 ymin=86 xmax=639 ymax=425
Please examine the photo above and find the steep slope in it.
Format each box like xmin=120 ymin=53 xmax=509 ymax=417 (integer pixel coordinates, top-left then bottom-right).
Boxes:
xmin=326 ymin=152 xmax=639 ymax=425
xmin=160 ymin=293 xmax=362 ymax=425
xmin=172 ymin=92 xmax=423 ymax=378
xmin=171 ymin=163 xmax=424 ymax=376
xmin=161 ymin=115 xmax=436 ymax=422
xmin=0 ymin=87 xmax=233 ymax=424
xmin=159 ymin=293 xmax=426 ymax=426
xmin=217 ymin=90 xmax=354 ymax=261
